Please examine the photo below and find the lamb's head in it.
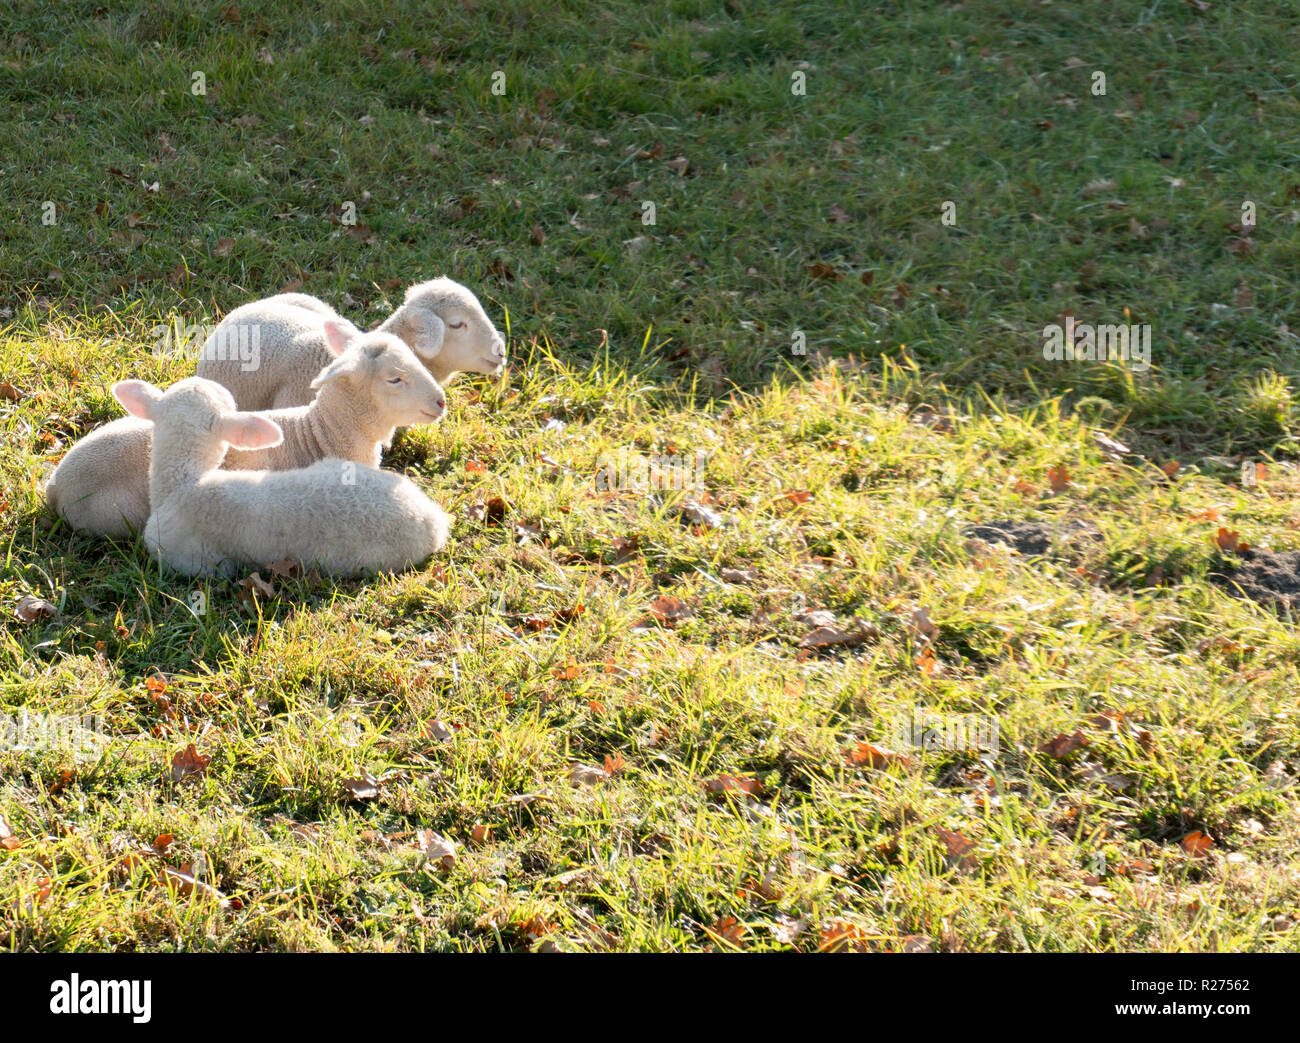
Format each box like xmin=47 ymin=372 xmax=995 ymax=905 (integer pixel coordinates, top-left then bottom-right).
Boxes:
xmin=311 ymin=322 xmax=447 ymax=425
xmin=380 ymin=276 xmax=506 ymax=382
xmin=114 ymin=377 xmax=284 ymax=473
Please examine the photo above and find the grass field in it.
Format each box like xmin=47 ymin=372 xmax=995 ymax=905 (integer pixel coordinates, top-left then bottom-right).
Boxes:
xmin=2 ymin=0 xmax=1299 ymax=951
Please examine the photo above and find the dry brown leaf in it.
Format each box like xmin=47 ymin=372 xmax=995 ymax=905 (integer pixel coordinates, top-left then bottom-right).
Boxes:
xmin=341 ymin=770 xmax=381 ymax=800
xmin=1181 ymin=830 xmax=1215 ymax=858
xmin=1039 ymin=732 xmax=1089 ymax=759
xmin=800 ymin=625 xmax=870 ymax=650
xmin=1214 ymin=527 xmax=1250 ymax=553
xmin=237 ymin=571 xmax=275 ymax=599
xmin=649 ymin=595 xmax=694 ymax=626
xmin=907 ymin=606 xmax=938 ymax=644
xmin=266 ymin=557 xmax=300 ymax=580
xmin=157 ymin=866 xmax=230 ymax=908
xmin=170 ymin=744 xmax=210 ymax=783
xmin=569 ymin=762 xmax=610 ymax=787
xmin=845 ymin=741 xmax=910 ymax=770
xmin=705 ymin=916 xmax=745 ymax=946
xmin=14 ymin=595 xmax=57 ymax=623
xmin=933 ymin=825 xmax=978 ymax=872
xmin=703 ymin=774 xmax=763 ymax=797
xmin=677 ymin=499 xmax=723 ymax=528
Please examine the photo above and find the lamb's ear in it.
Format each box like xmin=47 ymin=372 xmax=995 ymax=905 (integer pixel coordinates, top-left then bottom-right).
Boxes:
xmin=393 ymin=306 xmax=446 ymax=360
xmin=309 ymin=353 xmax=359 ymax=389
xmin=217 ymin=414 xmax=283 ymax=450
xmin=322 ymin=318 xmax=358 ymax=358
xmin=112 ymin=380 xmax=163 ymax=420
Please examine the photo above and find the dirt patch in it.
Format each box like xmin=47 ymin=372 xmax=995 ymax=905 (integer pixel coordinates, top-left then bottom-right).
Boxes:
xmin=1209 ymin=549 xmax=1300 ymax=610
xmin=964 ymin=520 xmax=1102 ymax=558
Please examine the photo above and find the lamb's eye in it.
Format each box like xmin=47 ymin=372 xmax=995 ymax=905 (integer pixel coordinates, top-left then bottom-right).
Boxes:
xmin=447 ymin=320 xmax=466 ymax=329
xmin=387 ymin=376 xmax=405 ymax=385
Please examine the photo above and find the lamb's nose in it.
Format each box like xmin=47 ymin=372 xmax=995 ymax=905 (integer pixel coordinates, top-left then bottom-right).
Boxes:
xmin=435 ymin=397 xmax=446 ymax=410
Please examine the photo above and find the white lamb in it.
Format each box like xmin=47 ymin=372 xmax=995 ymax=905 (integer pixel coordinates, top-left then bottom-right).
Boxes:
xmin=46 ymin=322 xmax=446 ymax=539
xmin=196 ymin=277 xmax=506 ymax=411
xmin=113 ymin=376 xmax=450 ymax=578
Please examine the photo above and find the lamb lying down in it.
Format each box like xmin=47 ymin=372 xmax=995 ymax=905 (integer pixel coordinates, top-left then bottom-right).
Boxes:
xmin=46 ymin=321 xmax=445 ymax=539
xmin=197 ymin=277 xmax=507 ymax=411
xmin=113 ymin=376 xmax=450 ymax=578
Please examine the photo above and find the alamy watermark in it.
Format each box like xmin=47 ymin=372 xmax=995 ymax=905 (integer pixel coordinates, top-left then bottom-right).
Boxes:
xmin=889 ymin=708 xmax=999 ymax=755
xmin=150 ymin=320 xmax=261 ymax=372
xmin=0 ymin=710 xmax=107 ymax=759
xmin=594 ymin=447 xmax=708 ymax=493
xmin=1042 ymin=317 xmax=1150 ymax=372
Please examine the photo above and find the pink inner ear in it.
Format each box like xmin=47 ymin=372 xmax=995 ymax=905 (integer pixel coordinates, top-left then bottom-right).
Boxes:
xmin=220 ymin=414 xmax=283 ymax=450
xmin=322 ymin=319 xmax=356 ymax=357
xmin=112 ymin=380 xmax=160 ymax=420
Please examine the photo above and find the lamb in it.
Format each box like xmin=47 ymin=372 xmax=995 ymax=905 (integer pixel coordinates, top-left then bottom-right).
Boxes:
xmin=196 ymin=277 xmax=507 ymax=411
xmin=113 ymin=376 xmax=450 ymax=578
xmin=45 ymin=322 xmax=446 ymax=539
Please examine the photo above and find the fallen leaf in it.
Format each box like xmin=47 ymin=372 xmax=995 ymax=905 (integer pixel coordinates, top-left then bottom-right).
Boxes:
xmin=705 ymin=916 xmax=745 ymax=946
xmin=266 ymin=558 xmax=300 ymax=580
xmin=800 ymin=626 xmax=871 ymax=650
xmin=603 ymin=752 xmax=627 ymax=775
xmin=14 ymin=595 xmax=57 ymax=623
xmin=819 ymin=921 xmax=872 ymax=953
xmin=907 ymin=606 xmax=939 ymax=644
xmin=569 ymin=763 xmax=610 ymax=787
xmin=213 ymin=237 xmax=235 ymax=257
xmin=1039 ymin=732 xmax=1089 ymax=759
xmin=807 ymin=262 xmax=842 ymax=281
xmin=677 ymin=499 xmax=723 ymax=528
xmin=237 ymin=571 xmax=276 ymax=599
xmin=170 ymin=744 xmax=210 ymax=783
xmin=1047 ymin=465 xmax=1071 ymax=493
xmin=933 ymin=825 xmax=978 ymax=872
xmin=720 ymin=567 xmax=757 ymax=584
xmin=845 ymin=741 xmax=910 ymax=769
xmin=1180 ymin=830 xmax=1214 ymax=858
xmin=649 ymin=595 xmax=694 ymax=626
xmin=341 ymin=770 xmax=381 ymax=800
xmin=1214 ymin=527 xmax=1250 ymax=553
xmin=704 ymin=774 xmax=762 ymax=797
xmin=159 ymin=866 xmax=231 ymax=907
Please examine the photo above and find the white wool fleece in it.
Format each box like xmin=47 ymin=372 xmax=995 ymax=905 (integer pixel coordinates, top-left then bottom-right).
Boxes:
xmin=47 ymin=323 xmax=445 ymax=539
xmin=196 ymin=277 xmax=506 ymax=411
xmin=114 ymin=376 xmax=450 ymax=579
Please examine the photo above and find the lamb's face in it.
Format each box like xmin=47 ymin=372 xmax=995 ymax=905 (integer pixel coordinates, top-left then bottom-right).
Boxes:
xmin=357 ymin=334 xmax=448 ymax=425
xmin=400 ymin=277 xmax=507 ymax=377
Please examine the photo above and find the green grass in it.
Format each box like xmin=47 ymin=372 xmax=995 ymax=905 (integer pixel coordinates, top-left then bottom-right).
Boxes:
xmin=2 ymin=0 xmax=1299 ymax=951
